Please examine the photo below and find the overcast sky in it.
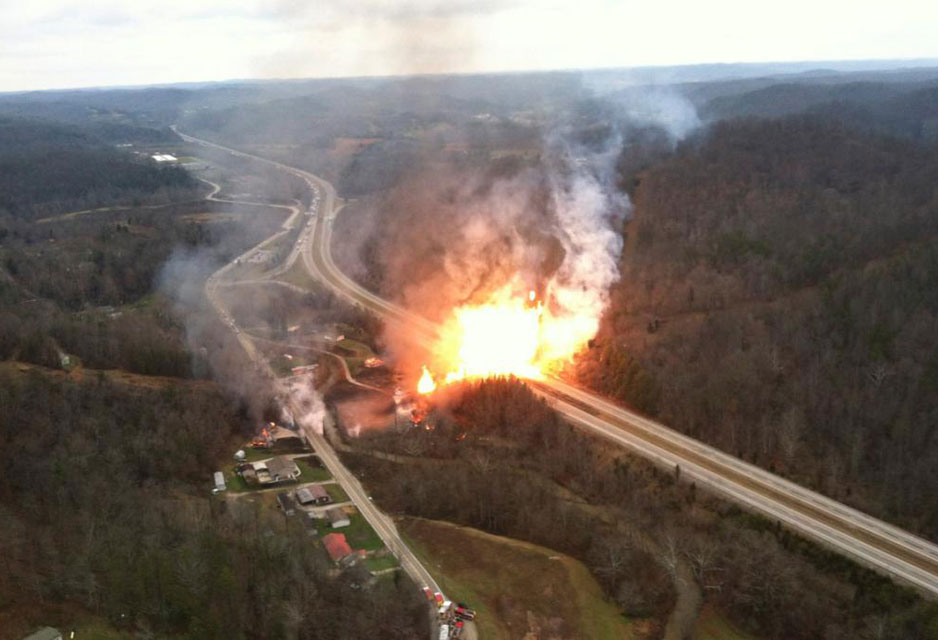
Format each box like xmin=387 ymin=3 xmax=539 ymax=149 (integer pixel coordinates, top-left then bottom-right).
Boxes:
xmin=2 ymin=0 xmax=938 ymax=92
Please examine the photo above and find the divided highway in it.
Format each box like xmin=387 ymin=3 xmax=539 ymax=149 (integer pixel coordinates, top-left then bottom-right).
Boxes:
xmin=181 ymin=128 xmax=938 ymax=599
xmin=178 ymin=129 xmax=444 ymax=603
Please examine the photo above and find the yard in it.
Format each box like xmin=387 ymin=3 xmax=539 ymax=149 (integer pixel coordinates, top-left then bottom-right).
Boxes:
xmin=306 ymin=507 xmax=383 ymax=552
xmin=295 ymin=456 xmax=332 ymax=482
xmin=223 ymin=454 xmax=331 ymax=492
xmin=400 ymin=516 xmax=633 ymax=640
xmin=344 ymin=511 xmax=384 ymax=551
xmin=693 ymin=606 xmax=757 ymax=640
xmin=334 ymin=337 xmax=375 ymax=376
xmin=364 ymin=553 xmax=399 ymax=573
xmin=324 ymin=482 xmax=349 ymax=503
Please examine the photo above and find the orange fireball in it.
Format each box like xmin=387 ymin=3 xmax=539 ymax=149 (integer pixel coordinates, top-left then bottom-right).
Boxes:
xmin=417 ymin=280 xmax=597 ymax=393
xmin=417 ymin=365 xmax=437 ymax=394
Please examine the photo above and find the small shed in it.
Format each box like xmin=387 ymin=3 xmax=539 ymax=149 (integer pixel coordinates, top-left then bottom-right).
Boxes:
xmin=213 ymin=471 xmax=226 ymax=492
xmin=276 ymin=492 xmax=296 ymax=516
xmin=326 ymin=506 xmax=350 ymax=528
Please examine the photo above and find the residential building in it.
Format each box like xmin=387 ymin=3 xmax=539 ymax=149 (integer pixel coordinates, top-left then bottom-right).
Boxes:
xmin=322 ymin=532 xmax=353 ymax=564
xmin=326 ymin=506 xmax=351 ymax=528
xmin=296 ymin=485 xmax=331 ymax=506
xmin=264 ymin=456 xmax=301 ymax=483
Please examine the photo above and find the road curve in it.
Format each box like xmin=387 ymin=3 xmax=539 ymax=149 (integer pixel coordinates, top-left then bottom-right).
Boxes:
xmin=179 ymin=128 xmax=938 ymax=599
xmin=299 ymin=154 xmax=938 ymax=599
xmin=177 ymin=129 xmax=445 ymax=603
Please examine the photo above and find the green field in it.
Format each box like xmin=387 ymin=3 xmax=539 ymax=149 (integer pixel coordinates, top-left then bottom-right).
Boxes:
xmin=295 ymin=456 xmax=332 ymax=482
xmin=324 ymin=482 xmax=350 ymax=503
xmin=693 ymin=606 xmax=758 ymax=640
xmin=336 ymin=338 xmax=373 ymax=357
xmin=344 ymin=511 xmax=383 ymax=551
xmin=278 ymin=259 xmax=324 ymax=291
xmin=364 ymin=553 xmax=399 ymax=573
xmin=223 ymin=454 xmax=329 ymax=492
xmin=401 ymin=517 xmax=633 ymax=640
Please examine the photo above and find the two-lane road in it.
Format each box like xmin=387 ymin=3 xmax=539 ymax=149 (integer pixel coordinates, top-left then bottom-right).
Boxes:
xmin=180 ymin=129 xmax=444 ymax=602
xmin=296 ymin=152 xmax=938 ymax=599
xmin=181 ymin=127 xmax=938 ymax=599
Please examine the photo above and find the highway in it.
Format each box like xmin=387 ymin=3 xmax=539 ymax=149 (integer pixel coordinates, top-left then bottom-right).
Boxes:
xmin=180 ymin=128 xmax=938 ymax=600
xmin=178 ymin=129 xmax=445 ymax=604
xmin=294 ymin=148 xmax=938 ymax=600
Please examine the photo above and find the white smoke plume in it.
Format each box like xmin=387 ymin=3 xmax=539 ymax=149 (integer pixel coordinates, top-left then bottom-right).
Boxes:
xmin=366 ymin=84 xmax=701 ymax=373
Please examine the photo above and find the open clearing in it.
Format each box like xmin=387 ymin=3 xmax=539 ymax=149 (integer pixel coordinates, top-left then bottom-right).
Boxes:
xmin=693 ymin=606 xmax=757 ymax=640
xmin=400 ymin=517 xmax=632 ymax=640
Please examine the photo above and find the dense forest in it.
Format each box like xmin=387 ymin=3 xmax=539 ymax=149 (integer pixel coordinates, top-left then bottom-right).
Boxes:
xmin=4 ymin=66 xmax=938 ymax=638
xmin=0 ymin=116 xmax=196 ymax=220
xmin=0 ymin=111 xmax=432 ymax=636
xmin=344 ymin=378 xmax=938 ymax=640
xmin=579 ymin=111 xmax=938 ymax=539
xmin=0 ymin=365 xmax=427 ymax=639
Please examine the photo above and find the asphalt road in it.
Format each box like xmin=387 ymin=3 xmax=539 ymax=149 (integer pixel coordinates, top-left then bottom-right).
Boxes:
xmin=177 ymin=130 xmax=445 ymax=604
xmin=284 ymin=143 xmax=938 ymax=599
xmin=179 ymin=126 xmax=938 ymax=605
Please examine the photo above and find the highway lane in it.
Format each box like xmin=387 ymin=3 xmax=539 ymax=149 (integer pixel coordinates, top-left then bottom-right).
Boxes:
xmin=292 ymin=152 xmax=938 ymax=598
xmin=180 ymin=129 xmax=445 ymax=604
xmin=180 ymin=128 xmax=938 ymax=598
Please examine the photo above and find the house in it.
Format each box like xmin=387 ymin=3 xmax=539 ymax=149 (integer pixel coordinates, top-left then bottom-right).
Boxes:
xmin=270 ymin=426 xmax=306 ymax=451
xmin=322 ymin=532 xmax=353 ymax=564
xmin=326 ymin=506 xmax=351 ymax=528
xmin=296 ymin=485 xmax=331 ymax=506
xmin=22 ymin=629 xmax=62 ymax=640
xmin=276 ymin=492 xmax=296 ymax=516
xmin=264 ymin=456 xmax=301 ymax=483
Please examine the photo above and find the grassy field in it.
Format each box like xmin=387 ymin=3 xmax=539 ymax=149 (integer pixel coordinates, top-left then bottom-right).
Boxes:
xmin=693 ymin=606 xmax=758 ymax=640
xmin=334 ymin=338 xmax=374 ymax=376
xmin=223 ymin=454 xmax=330 ymax=492
xmin=400 ymin=517 xmax=633 ymax=640
xmin=295 ymin=456 xmax=332 ymax=482
xmin=336 ymin=338 xmax=373 ymax=356
xmin=278 ymin=259 xmax=324 ymax=291
xmin=364 ymin=553 xmax=400 ymax=573
xmin=324 ymin=482 xmax=350 ymax=503
xmin=344 ymin=511 xmax=384 ymax=551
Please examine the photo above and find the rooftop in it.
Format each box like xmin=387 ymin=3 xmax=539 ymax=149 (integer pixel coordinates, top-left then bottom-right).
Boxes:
xmin=266 ymin=456 xmax=300 ymax=480
xmin=322 ymin=532 xmax=352 ymax=562
xmin=296 ymin=485 xmax=329 ymax=504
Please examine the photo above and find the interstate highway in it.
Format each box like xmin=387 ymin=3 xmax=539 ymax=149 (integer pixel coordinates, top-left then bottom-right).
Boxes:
xmin=177 ymin=129 xmax=445 ymax=604
xmin=181 ymin=128 xmax=938 ymax=599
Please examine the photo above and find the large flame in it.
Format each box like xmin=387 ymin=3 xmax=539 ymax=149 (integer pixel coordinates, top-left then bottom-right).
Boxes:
xmin=418 ymin=281 xmax=598 ymax=393
xmin=417 ymin=365 xmax=437 ymax=394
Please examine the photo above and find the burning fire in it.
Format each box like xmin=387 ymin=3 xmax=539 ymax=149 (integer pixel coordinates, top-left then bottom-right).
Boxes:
xmin=417 ymin=365 xmax=437 ymax=394
xmin=417 ymin=282 xmax=597 ymax=393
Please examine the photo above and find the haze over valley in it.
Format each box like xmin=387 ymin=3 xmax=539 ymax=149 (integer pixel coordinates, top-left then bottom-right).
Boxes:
xmin=3 ymin=3 xmax=938 ymax=640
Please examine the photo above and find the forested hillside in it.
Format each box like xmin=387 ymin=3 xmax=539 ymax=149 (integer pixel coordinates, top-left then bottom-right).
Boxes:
xmin=0 ymin=364 xmax=427 ymax=639
xmin=0 ymin=116 xmax=196 ymax=220
xmin=700 ymin=79 xmax=938 ymax=142
xmin=0 ymin=109 xmax=428 ymax=637
xmin=580 ymin=113 xmax=938 ymax=538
